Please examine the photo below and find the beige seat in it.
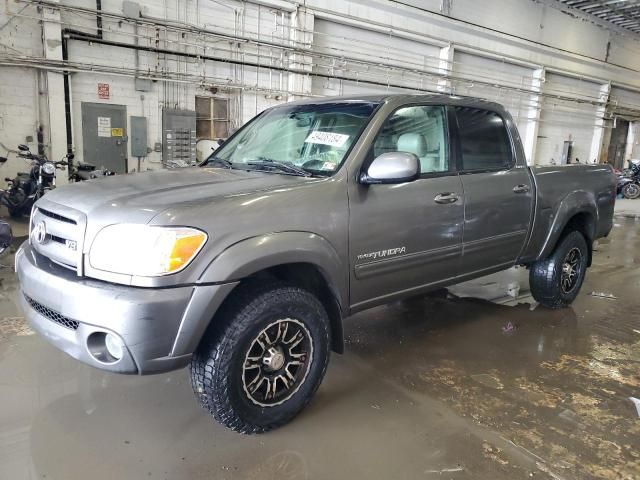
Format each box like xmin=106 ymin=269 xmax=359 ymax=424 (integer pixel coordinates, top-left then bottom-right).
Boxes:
xmin=397 ymin=133 xmax=440 ymax=173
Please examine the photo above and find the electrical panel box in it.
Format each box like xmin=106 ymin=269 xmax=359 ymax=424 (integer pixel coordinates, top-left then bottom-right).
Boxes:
xmin=162 ymin=109 xmax=197 ymax=167
xmin=122 ymin=1 xmax=140 ymax=18
xmin=130 ymin=116 xmax=148 ymax=157
xmin=134 ymin=78 xmax=152 ymax=92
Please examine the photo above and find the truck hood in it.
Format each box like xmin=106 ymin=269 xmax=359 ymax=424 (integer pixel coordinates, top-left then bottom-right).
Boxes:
xmin=43 ymin=167 xmax=315 ymax=221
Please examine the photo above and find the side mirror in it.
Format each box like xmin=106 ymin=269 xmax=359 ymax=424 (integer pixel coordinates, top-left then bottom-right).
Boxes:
xmin=359 ymin=152 xmax=420 ymax=185
xmin=18 ymin=144 xmax=29 ymax=152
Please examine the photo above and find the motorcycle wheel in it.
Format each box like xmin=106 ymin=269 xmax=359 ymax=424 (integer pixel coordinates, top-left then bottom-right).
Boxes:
xmin=623 ymin=183 xmax=640 ymax=200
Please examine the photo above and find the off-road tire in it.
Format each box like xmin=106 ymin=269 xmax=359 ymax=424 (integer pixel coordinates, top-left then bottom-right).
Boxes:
xmin=623 ymin=183 xmax=640 ymax=200
xmin=190 ymin=281 xmax=331 ymax=434
xmin=529 ymin=230 xmax=589 ymax=309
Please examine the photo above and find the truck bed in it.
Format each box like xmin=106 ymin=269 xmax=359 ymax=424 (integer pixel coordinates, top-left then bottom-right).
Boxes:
xmin=519 ymin=164 xmax=616 ymax=263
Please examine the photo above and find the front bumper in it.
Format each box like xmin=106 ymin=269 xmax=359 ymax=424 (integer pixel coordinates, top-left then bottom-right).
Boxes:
xmin=16 ymin=242 xmax=236 ymax=374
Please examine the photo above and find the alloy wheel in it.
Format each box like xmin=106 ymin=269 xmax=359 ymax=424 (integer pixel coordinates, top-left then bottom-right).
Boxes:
xmin=561 ymin=247 xmax=582 ymax=293
xmin=242 ymin=318 xmax=313 ymax=407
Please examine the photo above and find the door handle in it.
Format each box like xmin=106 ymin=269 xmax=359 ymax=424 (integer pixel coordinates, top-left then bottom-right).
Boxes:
xmin=513 ymin=184 xmax=530 ymax=194
xmin=434 ymin=192 xmax=460 ymax=204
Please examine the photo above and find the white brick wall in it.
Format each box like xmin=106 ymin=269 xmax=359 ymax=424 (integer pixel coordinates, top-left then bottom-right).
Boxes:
xmin=1 ymin=0 xmax=640 ymax=171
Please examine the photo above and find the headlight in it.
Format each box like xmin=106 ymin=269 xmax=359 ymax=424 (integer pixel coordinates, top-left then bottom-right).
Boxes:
xmin=89 ymin=224 xmax=207 ymax=276
xmin=42 ymin=162 xmax=55 ymax=175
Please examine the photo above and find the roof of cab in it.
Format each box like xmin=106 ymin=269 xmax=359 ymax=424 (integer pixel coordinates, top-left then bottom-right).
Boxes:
xmin=283 ymin=94 xmax=506 ymax=112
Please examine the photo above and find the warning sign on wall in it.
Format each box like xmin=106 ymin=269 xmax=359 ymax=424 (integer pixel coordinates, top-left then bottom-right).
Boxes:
xmin=111 ymin=128 xmax=123 ymax=137
xmin=98 ymin=117 xmax=111 ymax=137
xmin=98 ymin=83 xmax=110 ymax=99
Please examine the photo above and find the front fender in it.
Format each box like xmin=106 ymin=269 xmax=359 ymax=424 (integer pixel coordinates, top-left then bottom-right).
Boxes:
xmin=537 ymin=190 xmax=597 ymax=260
xmin=198 ymin=231 xmax=347 ymax=308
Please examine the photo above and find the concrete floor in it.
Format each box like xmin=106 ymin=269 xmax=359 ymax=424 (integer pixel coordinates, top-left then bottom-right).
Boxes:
xmin=0 ymin=207 xmax=639 ymax=479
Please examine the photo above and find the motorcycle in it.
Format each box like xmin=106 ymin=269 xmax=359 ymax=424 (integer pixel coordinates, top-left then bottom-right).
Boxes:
xmin=0 ymin=219 xmax=12 ymax=256
xmin=68 ymin=161 xmax=116 ymax=182
xmin=620 ymin=160 xmax=640 ymax=200
xmin=0 ymin=154 xmax=12 ymax=255
xmin=0 ymin=144 xmax=71 ymax=218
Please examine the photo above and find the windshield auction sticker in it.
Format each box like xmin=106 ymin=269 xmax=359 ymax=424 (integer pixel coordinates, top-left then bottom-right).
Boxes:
xmin=305 ymin=131 xmax=349 ymax=147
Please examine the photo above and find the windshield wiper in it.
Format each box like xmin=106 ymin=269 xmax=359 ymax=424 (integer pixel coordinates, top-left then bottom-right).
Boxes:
xmin=246 ymin=157 xmax=312 ymax=177
xmin=205 ymin=156 xmax=233 ymax=169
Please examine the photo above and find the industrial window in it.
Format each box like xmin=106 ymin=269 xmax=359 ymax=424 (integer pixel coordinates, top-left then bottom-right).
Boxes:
xmin=455 ymin=107 xmax=513 ymax=171
xmin=373 ymin=105 xmax=449 ymax=174
xmin=196 ymin=96 xmax=229 ymax=140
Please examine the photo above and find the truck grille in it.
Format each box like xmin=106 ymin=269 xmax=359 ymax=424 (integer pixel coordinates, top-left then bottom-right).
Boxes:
xmin=24 ymin=294 xmax=79 ymax=330
xmin=30 ymin=201 xmax=86 ymax=274
xmin=38 ymin=207 xmax=77 ymax=225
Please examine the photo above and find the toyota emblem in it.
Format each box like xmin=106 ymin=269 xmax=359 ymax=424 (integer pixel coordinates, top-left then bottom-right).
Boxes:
xmin=32 ymin=221 xmax=47 ymax=244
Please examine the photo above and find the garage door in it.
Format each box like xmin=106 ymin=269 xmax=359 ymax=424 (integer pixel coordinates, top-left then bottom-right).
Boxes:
xmin=451 ymin=51 xmax=535 ymax=136
xmin=536 ymin=73 xmax=601 ymax=165
xmin=311 ymin=19 xmax=441 ymax=96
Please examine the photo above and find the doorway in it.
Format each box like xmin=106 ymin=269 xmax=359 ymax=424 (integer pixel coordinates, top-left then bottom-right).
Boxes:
xmin=607 ymin=118 xmax=629 ymax=170
xmin=81 ymin=103 xmax=128 ymax=173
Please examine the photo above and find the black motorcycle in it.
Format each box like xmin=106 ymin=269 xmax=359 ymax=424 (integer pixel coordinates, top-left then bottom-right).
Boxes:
xmin=68 ymin=161 xmax=116 ymax=182
xmin=0 ymin=158 xmax=13 ymax=255
xmin=620 ymin=160 xmax=640 ymax=200
xmin=0 ymin=144 xmax=71 ymax=218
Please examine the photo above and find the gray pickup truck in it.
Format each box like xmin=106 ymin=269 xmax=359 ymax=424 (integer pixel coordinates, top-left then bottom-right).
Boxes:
xmin=17 ymin=95 xmax=615 ymax=433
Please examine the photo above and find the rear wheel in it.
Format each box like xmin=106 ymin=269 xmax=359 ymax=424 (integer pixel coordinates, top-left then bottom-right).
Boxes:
xmin=623 ymin=183 xmax=640 ymax=199
xmin=529 ymin=230 xmax=589 ymax=309
xmin=190 ymin=282 xmax=331 ymax=434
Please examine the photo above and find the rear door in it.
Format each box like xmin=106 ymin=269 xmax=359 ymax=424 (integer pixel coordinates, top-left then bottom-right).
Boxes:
xmin=81 ymin=103 xmax=128 ymax=173
xmin=348 ymin=104 xmax=464 ymax=310
xmin=454 ymin=106 xmax=534 ymax=275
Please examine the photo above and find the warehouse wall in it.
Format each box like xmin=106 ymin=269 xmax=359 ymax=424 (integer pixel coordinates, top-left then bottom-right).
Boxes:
xmin=1 ymin=0 xmax=640 ymax=174
xmin=0 ymin=3 xmax=47 ymax=181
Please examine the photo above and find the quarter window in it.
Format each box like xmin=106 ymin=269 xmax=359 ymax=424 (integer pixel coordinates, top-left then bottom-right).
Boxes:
xmin=455 ymin=107 xmax=513 ymax=171
xmin=373 ymin=105 xmax=449 ymax=174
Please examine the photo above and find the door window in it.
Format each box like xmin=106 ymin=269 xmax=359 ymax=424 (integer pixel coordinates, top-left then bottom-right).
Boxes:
xmin=455 ymin=107 xmax=513 ymax=171
xmin=373 ymin=106 xmax=449 ymax=174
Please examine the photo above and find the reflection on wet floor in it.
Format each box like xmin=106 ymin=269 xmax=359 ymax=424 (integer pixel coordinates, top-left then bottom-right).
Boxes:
xmin=0 ymin=217 xmax=639 ymax=479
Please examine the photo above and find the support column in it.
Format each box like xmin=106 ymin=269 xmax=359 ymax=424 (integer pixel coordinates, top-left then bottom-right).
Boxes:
xmin=42 ymin=1 xmax=69 ymax=166
xmin=287 ymin=6 xmax=313 ymax=100
xmin=522 ymin=67 xmax=544 ymax=166
xmin=437 ymin=44 xmax=453 ymax=93
xmin=589 ymin=82 xmax=611 ymax=164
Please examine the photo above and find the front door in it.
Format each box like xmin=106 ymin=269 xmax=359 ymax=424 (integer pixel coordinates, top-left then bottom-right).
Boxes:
xmin=453 ymin=106 xmax=534 ymax=275
xmin=348 ymin=104 xmax=464 ymax=310
xmin=81 ymin=103 xmax=128 ymax=173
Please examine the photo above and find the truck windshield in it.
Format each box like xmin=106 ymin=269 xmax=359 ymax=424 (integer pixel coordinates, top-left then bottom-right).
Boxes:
xmin=208 ymin=101 xmax=379 ymax=175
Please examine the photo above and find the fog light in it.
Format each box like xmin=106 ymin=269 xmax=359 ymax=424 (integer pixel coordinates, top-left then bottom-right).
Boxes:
xmin=105 ymin=333 xmax=124 ymax=360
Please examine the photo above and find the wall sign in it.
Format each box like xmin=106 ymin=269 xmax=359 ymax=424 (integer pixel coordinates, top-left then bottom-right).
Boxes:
xmin=98 ymin=83 xmax=110 ymax=99
xmin=111 ymin=128 xmax=124 ymax=137
xmin=98 ymin=116 xmax=111 ymax=137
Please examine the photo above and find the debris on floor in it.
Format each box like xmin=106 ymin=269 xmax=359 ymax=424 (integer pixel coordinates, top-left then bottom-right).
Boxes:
xmin=506 ymin=282 xmax=520 ymax=298
xmin=502 ymin=321 xmax=516 ymax=334
xmin=589 ymin=291 xmax=618 ymax=300
xmin=424 ymin=465 xmax=465 ymax=474
xmin=630 ymin=397 xmax=640 ymax=417
xmin=470 ymin=373 xmax=504 ymax=390
xmin=482 ymin=442 xmax=509 ymax=466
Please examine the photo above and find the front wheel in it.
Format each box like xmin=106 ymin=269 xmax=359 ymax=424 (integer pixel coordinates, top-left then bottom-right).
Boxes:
xmin=190 ymin=282 xmax=331 ymax=434
xmin=529 ymin=230 xmax=589 ymax=309
xmin=623 ymin=183 xmax=640 ymax=199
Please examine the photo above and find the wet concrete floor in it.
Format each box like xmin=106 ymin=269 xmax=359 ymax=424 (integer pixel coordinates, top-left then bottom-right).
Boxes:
xmin=0 ymin=215 xmax=639 ymax=480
